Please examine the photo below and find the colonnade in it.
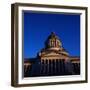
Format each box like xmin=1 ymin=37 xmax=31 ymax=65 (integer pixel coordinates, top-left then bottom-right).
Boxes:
xmin=24 ymin=59 xmax=78 ymax=77
xmin=40 ymin=59 xmax=65 ymax=75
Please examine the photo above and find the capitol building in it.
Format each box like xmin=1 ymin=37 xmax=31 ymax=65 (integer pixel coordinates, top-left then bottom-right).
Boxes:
xmin=24 ymin=32 xmax=80 ymax=77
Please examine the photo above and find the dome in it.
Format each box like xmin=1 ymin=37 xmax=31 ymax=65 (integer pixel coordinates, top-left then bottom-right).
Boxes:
xmin=45 ymin=32 xmax=62 ymax=50
xmin=38 ymin=32 xmax=69 ymax=57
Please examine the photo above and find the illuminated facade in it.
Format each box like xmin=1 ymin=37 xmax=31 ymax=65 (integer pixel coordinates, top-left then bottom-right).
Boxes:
xmin=24 ymin=32 xmax=80 ymax=77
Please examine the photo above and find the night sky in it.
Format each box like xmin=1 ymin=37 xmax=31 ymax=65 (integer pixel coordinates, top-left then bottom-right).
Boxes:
xmin=24 ymin=11 xmax=80 ymax=58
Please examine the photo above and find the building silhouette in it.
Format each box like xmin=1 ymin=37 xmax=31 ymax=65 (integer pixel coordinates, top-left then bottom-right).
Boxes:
xmin=24 ymin=32 xmax=80 ymax=77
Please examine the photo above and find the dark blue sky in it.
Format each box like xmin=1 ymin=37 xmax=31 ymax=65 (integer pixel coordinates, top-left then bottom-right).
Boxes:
xmin=24 ymin=11 xmax=80 ymax=58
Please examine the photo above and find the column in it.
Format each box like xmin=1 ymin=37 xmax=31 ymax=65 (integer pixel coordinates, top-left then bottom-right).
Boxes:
xmin=47 ymin=60 xmax=49 ymax=75
xmin=51 ymin=60 xmax=54 ymax=75
xmin=53 ymin=40 xmax=55 ymax=47
xmin=43 ymin=60 xmax=46 ymax=75
xmin=51 ymin=40 xmax=52 ymax=47
xmin=40 ymin=60 xmax=43 ymax=75
xmin=51 ymin=60 xmax=53 ymax=75
xmin=58 ymin=59 xmax=60 ymax=74
xmin=55 ymin=40 xmax=56 ymax=47
xmin=59 ymin=59 xmax=62 ymax=74
xmin=50 ymin=40 xmax=51 ymax=46
xmin=51 ymin=60 xmax=52 ymax=75
xmin=45 ymin=59 xmax=48 ymax=75
xmin=61 ymin=59 xmax=65 ymax=74
xmin=49 ymin=60 xmax=51 ymax=75
xmin=52 ymin=60 xmax=55 ymax=75
xmin=60 ymin=59 xmax=63 ymax=74
xmin=54 ymin=59 xmax=56 ymax=74
xmin=41 ymin=60 xmax=44 ymax=75
xmin=56 ymin=59 xmax=58 ymax=75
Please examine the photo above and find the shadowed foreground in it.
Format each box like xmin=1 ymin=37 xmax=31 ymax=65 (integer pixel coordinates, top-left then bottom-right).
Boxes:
xmin=24 ymin=59 xmax=80 ymax=77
